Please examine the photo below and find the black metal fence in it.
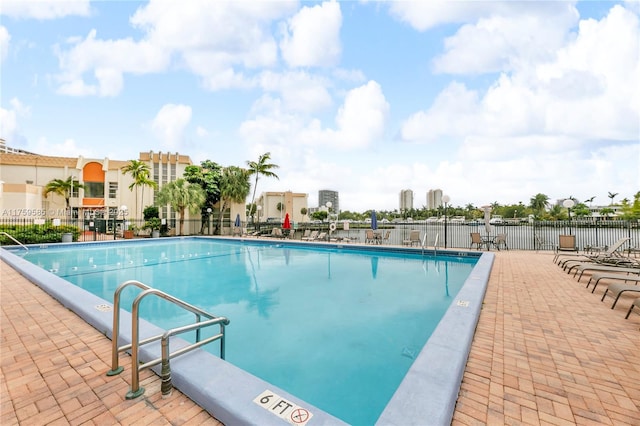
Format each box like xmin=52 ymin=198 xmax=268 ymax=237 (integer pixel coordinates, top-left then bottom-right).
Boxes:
xmin=1 ymin=217 xmax=638 ymax=253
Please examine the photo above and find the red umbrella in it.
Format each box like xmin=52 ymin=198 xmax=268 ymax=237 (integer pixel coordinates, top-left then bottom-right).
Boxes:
xmin=283 ymin=213 xmax=291 ymax=229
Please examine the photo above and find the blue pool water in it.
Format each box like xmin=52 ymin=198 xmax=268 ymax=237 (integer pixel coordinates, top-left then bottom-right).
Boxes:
xmin=20 ymin=239 xmax=478 ymax=425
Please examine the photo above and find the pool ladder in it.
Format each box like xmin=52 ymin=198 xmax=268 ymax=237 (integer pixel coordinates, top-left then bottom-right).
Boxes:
xmin=421 ymin=233 xmax=440 ymax=256
xmin=1 ymin=232 xmax=28 ymax=251
xmin=106 ymin=280 xmax=230 ymax=399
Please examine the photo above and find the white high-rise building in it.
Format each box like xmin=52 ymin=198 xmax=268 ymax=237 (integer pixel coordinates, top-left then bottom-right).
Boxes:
xmin=426 ymin=189 xmax=443 ymax=210
xmin=399 ymin=189 xmax=413 ymax=212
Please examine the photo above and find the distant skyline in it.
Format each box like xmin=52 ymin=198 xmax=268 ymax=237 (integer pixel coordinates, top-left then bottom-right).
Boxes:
xmin=1 ymin=1 xmax=638 ymax=212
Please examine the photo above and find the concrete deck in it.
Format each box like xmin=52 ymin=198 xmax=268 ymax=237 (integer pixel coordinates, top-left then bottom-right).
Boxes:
xmin=2 ymin=250 xmax=639 ymax=425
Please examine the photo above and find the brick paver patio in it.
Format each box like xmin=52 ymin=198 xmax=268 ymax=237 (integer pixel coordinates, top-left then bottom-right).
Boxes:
xmin=2 ymin=250 xmax=639 ymax=425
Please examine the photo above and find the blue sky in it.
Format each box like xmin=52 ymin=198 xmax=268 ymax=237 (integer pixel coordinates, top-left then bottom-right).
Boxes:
xmin=1 ymin=0 xmax=639 ymax=212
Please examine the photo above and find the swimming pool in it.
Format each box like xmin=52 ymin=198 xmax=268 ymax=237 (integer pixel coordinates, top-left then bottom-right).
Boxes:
xmin=2 ymin=237 xmax=494 ymax=425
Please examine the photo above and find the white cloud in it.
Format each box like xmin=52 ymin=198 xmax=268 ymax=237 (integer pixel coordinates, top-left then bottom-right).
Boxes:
xmin=52 ymin=0 xmax=299 ymax=95
xmin=0 ymin=98 xmax=30 ymax=144
xmin=1 ymin=0 xmax=91 ymax=20
xmin=55 ymin=30 xmax=169 ymax=97
xmin=33 ymin=137 xmax=94 ymax=158
xmin=151 ymin=104 xmax=192 ymax=150
xmin=0 ymin=26 xmax=10 ymax=62
xmin=240 ymin=80 xmax=389 ymax=151
xmin=258 ymin=70 xmax=333 ymax=113
xmin=280 ymin=1 xmax=342 ymax=68
xmin=400 ymin=5 xmax=640 ymax=146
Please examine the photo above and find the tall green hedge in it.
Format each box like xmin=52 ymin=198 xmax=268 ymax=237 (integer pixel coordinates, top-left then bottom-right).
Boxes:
xmin=0 ymin=223 xmax=81 ymax=245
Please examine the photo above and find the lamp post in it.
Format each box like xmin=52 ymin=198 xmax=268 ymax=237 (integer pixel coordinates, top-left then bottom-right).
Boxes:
xmin=326 ymin=201 xmax=333 ymax=236
xmin=563 ymin=199 xmax=575 ymax=235
xmin=116 ymin=205 xmax=128 ymax=240
xmin=256 ymin=205 xmax=262 ymax=232
xmin=207 ymin=207 xmax=212 ymax=235
xmin=442 ymin=195 xmax=450 ymax=249
xmin=69 ymin=175 xmax=77 ymax=224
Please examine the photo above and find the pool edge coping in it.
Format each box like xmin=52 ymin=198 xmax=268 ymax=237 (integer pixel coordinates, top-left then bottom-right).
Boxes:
xmin=1 ymin=237 xmax=494 ymax=426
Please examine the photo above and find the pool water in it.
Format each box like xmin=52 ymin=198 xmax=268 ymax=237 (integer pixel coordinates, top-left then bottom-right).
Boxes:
xmin=22 ymin=239 xmax=477 ymax=425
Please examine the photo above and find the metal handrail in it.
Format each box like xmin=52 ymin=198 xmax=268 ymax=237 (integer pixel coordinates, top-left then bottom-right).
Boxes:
xmin=0 ymin=232 xmax=28 ymax=251
xmin=433 ymin=233 xmax=440 ymax=255
xmin=106 ymin=280 xmax=229 ymax=399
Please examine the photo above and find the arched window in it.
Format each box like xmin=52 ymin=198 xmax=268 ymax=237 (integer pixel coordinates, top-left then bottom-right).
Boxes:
xmin=83 ymin=162 xmax=105 ymax=198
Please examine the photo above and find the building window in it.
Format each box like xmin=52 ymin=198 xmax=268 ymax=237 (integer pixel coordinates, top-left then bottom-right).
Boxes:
xmin=84 ymin=182 xmax=105 ymax=198
xmin=109 ymin=182 xmax=118 ymax=198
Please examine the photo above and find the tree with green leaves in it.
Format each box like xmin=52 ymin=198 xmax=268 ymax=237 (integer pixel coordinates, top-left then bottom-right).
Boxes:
xmin=122 ymin=160 xmax=157 ymax=219
xmin=529 ymin=193 xmax=550 ymax=217
xmin=246 ymin=152 xmax=279 ymax=222
xmin=43 ymin=176 xmax=85 ymax=211
xmin=184 ymin=160 xmax=223 ymax=233
xmin=607 ymin=191 xmax=618 ymax=205
xmin=155 ymin=178 xmax=206 ymax=236
xmin=216 ymin=166 xmax=251 ymax=235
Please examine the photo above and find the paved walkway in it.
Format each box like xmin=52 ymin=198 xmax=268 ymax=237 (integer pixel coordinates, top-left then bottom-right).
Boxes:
xmin=2 ymin=251 xmax=639 ymax=425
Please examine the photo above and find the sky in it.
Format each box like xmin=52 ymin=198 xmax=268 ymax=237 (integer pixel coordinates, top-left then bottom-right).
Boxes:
xmin=1 ymin=0 xmax=639 ymax=213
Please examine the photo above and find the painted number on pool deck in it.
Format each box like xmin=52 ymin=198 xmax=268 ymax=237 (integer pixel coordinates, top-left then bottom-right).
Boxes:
xmin=253 ymin=390 xmax=313 ymax=426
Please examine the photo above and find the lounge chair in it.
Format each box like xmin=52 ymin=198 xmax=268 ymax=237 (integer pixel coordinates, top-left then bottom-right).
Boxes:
xmin=232 ymin=226 xmax=242 ymax=237
xmin=270 ymin=228 xmax=284 ymax=238
xmin=555 ymin=237 xmax=630 ymax=265
xmin=586 ymin=272 xmax=640 ymax=293
xmin=601 ymin=282 xmax=640 ymax=309
xmin=572 ymin=264 xmax=640 ymax=282
xmin=625 ymin=297 xmax=640 ymax=319
xmin=403 ymin=230 xmax=421 ymax=247
xmin=313 ymin=232 xmax=327 ymax=241
xmin=469 ymin=232 xmax=483 ymax=250
xmin=300 ymin=229 xmax=311 ymax=240
xmin=302 ymin=230 xmax=318 ymax=241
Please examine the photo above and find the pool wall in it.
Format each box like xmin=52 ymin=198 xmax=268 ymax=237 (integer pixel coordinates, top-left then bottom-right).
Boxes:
xmin=1 ymin=237 xmax=494 ymax=425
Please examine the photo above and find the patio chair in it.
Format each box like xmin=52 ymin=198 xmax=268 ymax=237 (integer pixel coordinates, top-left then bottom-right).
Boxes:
xmin=469 ymin=232 xmax=483 ymax=250
xmin=365 ymin=229 xmax=376 ymax=244
xmin=494 ymin=233 xmax=508 ymax=250
xmin=381 ymin=230 xmax=391 ymax=244
xmin=403 ymin=230 xmax=421 ymax=247
xmin=232 ymin=226 xmax=242 ymax=237
xmin=300 ymin=229 xmax=311 ymax=240
xmin=557 ymin=234 xmax=577 ymax=254
xmin=601 ymin=282 xmax=640 ymax=309
xmin=535 ymin=234 xmax=556 ymax=252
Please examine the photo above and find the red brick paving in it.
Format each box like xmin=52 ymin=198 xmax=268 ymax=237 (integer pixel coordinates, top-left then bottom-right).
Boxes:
xmin=452 ymin=251 xmax=640 ymax=425
xmin=2 ymin=251 xmax=639 ymax=425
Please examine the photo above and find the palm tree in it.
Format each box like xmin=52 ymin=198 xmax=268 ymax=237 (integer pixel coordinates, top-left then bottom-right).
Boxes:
xmin=584 ymin=196 xmax=596 ymax=206
xmin=529 ymin=193 xmax=550 ymax=217
xmin=122 ymin=160 xmax=157 ymax=219
xmin=246 ymin=153 xmax=279 ymax=222
xmin=216 ymin=166 xmax=251 ymax=234
xmin=43 ymin=176 xmax=85 ymax=211
xmin=607 ymin=191 xmax=618 ymax=205
xmin=155 ymin=179 xmax=206 ymax=236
